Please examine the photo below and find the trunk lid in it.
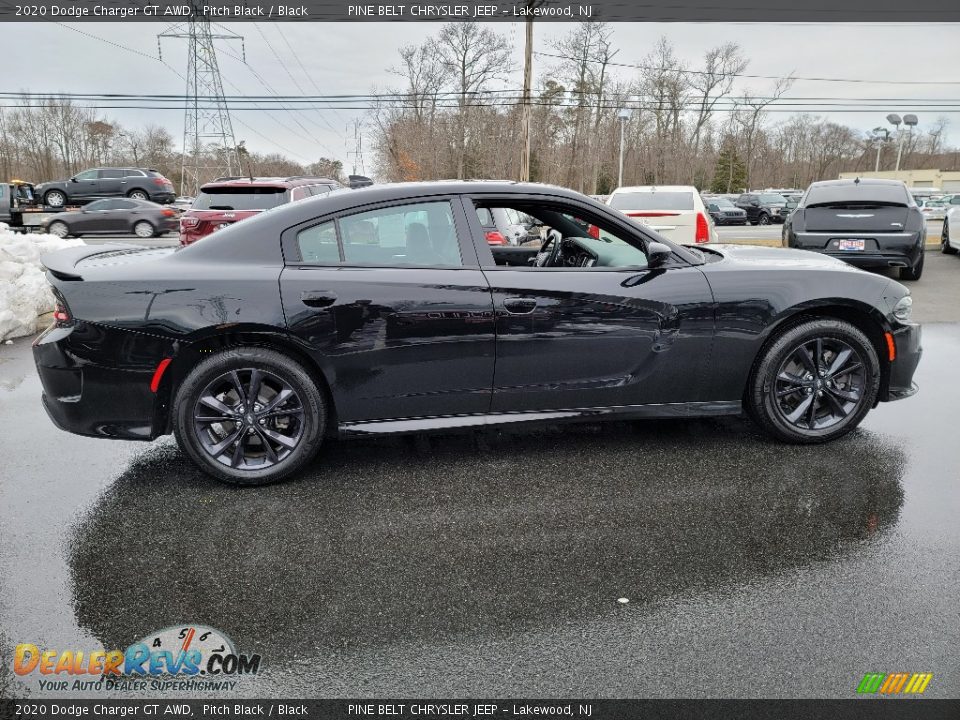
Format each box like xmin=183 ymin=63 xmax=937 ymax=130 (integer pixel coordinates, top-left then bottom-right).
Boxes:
xmin=802 ymin=205 xmax=911 ymax=233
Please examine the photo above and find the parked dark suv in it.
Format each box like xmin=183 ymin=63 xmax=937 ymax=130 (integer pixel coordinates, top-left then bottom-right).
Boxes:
xmin=34 ymin=168 xmax=175 ymax=208
xmin=783 ymin=178 xmax=926 ymax=281
xmin=735 ymin=192 xmax=789 ymax=225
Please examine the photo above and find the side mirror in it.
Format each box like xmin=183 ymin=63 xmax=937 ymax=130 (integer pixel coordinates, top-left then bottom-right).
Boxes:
xmin=70 ymin=177 xmax=78 ymax=183
xmin=647 ymin=241 xmax=672 ymax=267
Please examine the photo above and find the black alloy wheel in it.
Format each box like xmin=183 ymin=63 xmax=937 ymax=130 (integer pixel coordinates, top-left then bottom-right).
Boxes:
xmin=747 ymin=318 xmax=880 ymax=443
xmin=942 ymin=223 xmax=957 ymax=254
xmin=174 ymin=348 xmax=326 ymax=485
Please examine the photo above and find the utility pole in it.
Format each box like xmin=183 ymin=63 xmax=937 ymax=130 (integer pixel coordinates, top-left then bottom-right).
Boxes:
xmin=159 ymin=4 xmax=244 ymax=196
xmin=519 ymin=0 xmax=548 ymax=182
xmin=617 ymin=106 xmax=632 ymax=188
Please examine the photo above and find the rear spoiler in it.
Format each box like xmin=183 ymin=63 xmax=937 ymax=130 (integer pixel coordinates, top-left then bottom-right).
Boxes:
xmin=40 ymin=243 xmax=141 ymax=281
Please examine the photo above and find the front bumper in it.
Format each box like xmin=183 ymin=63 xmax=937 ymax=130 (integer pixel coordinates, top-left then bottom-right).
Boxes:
xmin=884 ymin=321 xmax=922 ymax=402
xmin=33 ymin=321 xmax=173 ymax=440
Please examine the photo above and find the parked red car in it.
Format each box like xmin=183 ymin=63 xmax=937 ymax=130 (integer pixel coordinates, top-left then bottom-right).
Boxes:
xmin=179 ymin=176 xmax=346 ymax=246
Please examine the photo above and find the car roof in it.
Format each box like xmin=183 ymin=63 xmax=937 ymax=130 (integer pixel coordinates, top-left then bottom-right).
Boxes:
xmin=201 ymin=176 xmax=340 ymax=190
xmin=611 ymin=185 xmax=698 ymax=193
xmin=809 ymin=178 xmax=907 ymax=188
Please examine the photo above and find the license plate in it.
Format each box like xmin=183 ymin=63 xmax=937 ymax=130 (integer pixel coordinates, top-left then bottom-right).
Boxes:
xmin=837 ymin=239 xmax=865 ymax=251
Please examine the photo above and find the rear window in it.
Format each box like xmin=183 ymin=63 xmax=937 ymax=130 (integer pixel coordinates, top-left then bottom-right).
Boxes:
xmin=192 ymin=187 xmax=289 ymax=211
xmin=610 ymin=191 xmax=693 ymax=211
xmin=806 ymin=184 xmax=910 ymax=208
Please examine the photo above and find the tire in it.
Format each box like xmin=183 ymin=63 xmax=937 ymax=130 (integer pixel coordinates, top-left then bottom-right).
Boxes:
xmin=44 ymin=190 xmax=66 ymax=208
xmin=173 ymin=347 xmax=327 ymax=486
xmin=746 ymin=318 xmax=880 ymax=444
xmin=133 ymin=220 xmax=155 ymax=238
xmin=757 ymin=213 xmax=771 ymax=225
xmin=941 ymin=223 xmax=957 ymax=254
xmin=47 ymin=221 xmax=69 ymax=238
xmin=900 ymin=251 xmax=924 ymax=281
xmin=128 ymin=189 xmax=149 ymax=201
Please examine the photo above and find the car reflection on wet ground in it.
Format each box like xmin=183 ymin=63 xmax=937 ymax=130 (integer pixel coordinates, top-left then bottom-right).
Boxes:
xmin=1 ymin=325 xmax=958 ymax=698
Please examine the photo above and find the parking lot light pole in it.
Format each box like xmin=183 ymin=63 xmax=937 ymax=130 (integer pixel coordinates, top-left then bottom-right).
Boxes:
xmin=871 ymin=127 xmax=889 ymax=172
xmin=618 ymin=106 xmax=632 ymax=188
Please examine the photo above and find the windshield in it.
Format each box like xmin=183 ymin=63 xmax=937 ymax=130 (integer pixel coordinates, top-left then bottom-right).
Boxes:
xmin=610 ymin=191 xmax=693 ymax=211
xmin=711 ymin=198 xmax=735 ymax=208
xmin=806 ymin=184 xmax=909 ymax=208
xmin=758 ymin=194 xmax=787 ymax=204
xmin=192 ymin=187 xmax=289 ymax=211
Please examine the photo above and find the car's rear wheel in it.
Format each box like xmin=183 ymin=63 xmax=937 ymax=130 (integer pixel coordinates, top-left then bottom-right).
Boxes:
xmin=746 ymin=318 xmax=880 ymax=444
xmin=133 ymin=220 xmax=155 ymax=238
xmin=941 ymin=223 xmax=957 ymax=254
xmin=900 ymin=251 xmax=924 ymax=281
xmin=47 ymin=221 xmax=69 ymax=238
xmin=173 ymin=348 xmax=327 ymax=485
xmin=44 ymin=190 xmax=66 ymax=208
xmin=128 ymin=189 xmax=149 ymax=201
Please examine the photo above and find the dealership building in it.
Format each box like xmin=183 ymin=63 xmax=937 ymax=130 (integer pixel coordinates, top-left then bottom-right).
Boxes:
xmin=838 ymin=168 xmax=960 ymax=192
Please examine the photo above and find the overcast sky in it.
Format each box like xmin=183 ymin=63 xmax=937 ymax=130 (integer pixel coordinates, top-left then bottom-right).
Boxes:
xmin=8 ymin=22 xmax=960 ymax=169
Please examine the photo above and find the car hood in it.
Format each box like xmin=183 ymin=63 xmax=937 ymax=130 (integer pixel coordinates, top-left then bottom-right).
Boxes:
xmin=701 ymin=243 xmax=864 ymax=271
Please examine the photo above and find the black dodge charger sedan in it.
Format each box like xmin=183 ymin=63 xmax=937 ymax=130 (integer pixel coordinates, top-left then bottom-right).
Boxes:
xmin=33 ymin=182 xmax=921 ymax=485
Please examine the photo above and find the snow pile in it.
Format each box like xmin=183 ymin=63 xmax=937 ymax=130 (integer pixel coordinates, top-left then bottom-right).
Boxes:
xmin=0 ymin=223 xmax=85 ymax=341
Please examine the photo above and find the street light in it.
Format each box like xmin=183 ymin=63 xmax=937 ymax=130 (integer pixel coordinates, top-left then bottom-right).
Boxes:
xmin=871 ymin=127 xmax=890 ymax=173
xmin=887 ymin=113 xmax=918 ymax=175
xmin=617 ymin=104 xmax=633 ymax=189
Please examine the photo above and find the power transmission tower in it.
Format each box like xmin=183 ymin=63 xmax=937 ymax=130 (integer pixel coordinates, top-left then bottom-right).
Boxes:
xmin=159 ymin=8 xmax=244 ymax=196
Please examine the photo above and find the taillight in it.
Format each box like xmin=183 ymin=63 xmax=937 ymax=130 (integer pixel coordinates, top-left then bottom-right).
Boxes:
xmin=180 ymin=216 xmax=199 ymax=229
xmin=161 ymin=208 xmax=176 ymax=217
xmin=53 ymin=298 xmax=73 ymax=327
xmin=152 ymin=177 xmax=168 ymax=186
xmin=485 ymin=231 xmax=507 ymax=245
xmin=587 ymin=224 xmax=600 ymax=239
xmin=695 ymin=212 xmax=710 ymax=244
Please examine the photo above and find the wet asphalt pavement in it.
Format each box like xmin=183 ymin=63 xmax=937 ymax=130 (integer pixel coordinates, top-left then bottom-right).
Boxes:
xmin=2 ymin=259 xmax=960 ymax=699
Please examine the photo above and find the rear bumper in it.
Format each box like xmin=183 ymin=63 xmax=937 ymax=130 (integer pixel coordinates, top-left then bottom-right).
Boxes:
xmin=821 ymin=251 xmax=922 ymax=270
xmin=33 ymin=322 xmax=172 ymax=440
xmin=884 ymin=322 xmax=922 ymax=402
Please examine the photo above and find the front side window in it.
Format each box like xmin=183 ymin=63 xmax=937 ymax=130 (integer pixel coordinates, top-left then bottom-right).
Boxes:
xmin=74 ymin=170 xmax=98 ymax=181
xmin=339 ymin=201 xmax=462 ymax=267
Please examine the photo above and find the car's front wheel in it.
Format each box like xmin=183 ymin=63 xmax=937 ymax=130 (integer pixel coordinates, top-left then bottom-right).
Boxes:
xmin=44 ymin=190 xmax=66 ymax=208
xmin=757 ymin=213 xmax=771 ymax=225
xmin=942 ymin=223 xmax=957 ymax=255
xmin=746 ymin=318 xmax=880 ymax=444
xmin=173 ymin=348 xmax=327 ymax=485
xmin=133 ymin=220 xmax=155 ymax=238
xmin=46 ymin=221 xmax=69 ymax=238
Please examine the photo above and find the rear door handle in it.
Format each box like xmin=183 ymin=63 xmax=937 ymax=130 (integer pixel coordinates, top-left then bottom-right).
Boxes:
xmin=301 ymin=291 xmax=337 ymax=308
xmin=503 ymin=297 xmax=537 ymax=315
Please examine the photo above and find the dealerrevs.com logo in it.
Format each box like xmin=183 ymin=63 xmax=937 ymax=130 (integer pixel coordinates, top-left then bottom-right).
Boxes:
xmin=13 ymin=625 xmax=261 ymax=692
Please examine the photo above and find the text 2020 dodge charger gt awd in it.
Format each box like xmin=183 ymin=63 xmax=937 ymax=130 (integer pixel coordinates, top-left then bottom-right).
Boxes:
xmin=33 ymin=182 xmax=922 ymax=485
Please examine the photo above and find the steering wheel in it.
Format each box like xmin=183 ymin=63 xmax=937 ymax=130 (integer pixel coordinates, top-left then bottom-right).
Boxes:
xmin=535 ymin=229 xmax=564 ymax=267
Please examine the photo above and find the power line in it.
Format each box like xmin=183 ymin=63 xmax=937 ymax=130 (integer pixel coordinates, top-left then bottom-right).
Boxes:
xmin=535 ymin=50 xmax=960 ymax=85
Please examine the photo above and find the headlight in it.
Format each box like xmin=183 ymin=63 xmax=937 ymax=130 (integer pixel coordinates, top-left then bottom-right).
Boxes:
xmin=892 ymin=295 xmax=913 ymax=322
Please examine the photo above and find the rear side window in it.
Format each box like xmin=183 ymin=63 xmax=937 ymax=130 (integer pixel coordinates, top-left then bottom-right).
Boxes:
xmin=99 ymin=169 xmax=124 ymax=179
xmin=805 ymin=184 xmax=910 ymax=207
xmin=339 ymin=201 xmax=462 ymax=267
xmin=297 ymin=221 xmax=340 ymax=263
xmin=610 ymin=192 xmax=693 ymax=211
xmin=192 ymin=187 xmax=289 ymax=211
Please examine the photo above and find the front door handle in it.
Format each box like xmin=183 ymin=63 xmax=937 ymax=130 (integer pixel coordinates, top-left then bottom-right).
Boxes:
xmin=301 ymin=291 xmax=337 ymax=308
xmin=503 ymin=297 xmax=537 ymax=315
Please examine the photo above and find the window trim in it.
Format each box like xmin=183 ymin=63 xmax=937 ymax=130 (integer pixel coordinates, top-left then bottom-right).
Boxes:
xmin=462 ymin=193 xmax=685 ymax=272
xmin=281 ymin=195 xmax=480 ymax=269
